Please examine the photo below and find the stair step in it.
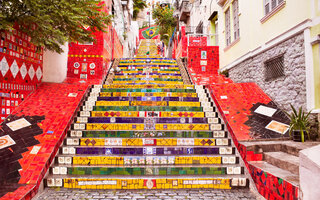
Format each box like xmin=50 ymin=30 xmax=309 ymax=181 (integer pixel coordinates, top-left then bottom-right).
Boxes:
xmin=94 ymin=97 xmax=200 ymax=102
xmin=49 ymin=165 xmax=245 ymax=176
xmin=263 ymin=151 xmax=299 ymax=175
xmin=83 ymin=106 xmax=210 ymax=112
xmin=68 ymin=130 xmax=227 ymax=138
xmin=78 ymin=117 xmax=209 ymax=124
xmin=249 ymin=161 xmax=299 ymax=186
xmin=78 ymin=111 xmax=219 ymax=118
xmin=60 ymin=146 xmax=236 ymax=156
xmin=56 ymin=155 xmax=239 ymax=165
xmin=64 ymin=138 xmax=231 ymax=147
xmin=101 ymin=84 xmax=195 ymax=89
xmin=45 ymin=176 xmax=249 ymax=189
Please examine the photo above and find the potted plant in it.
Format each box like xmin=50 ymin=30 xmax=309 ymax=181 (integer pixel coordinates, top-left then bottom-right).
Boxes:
xmin=285 ymin=104 xmax=312 ymax=142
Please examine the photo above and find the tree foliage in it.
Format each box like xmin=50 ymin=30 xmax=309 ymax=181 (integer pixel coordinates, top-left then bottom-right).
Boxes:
xmin=0 ymin=0 xmax=112 ymax=53
xmin=152 ymin=4 xmax=176 ymax=45
xmin=133 ymin=0 xmax=147 ymax=20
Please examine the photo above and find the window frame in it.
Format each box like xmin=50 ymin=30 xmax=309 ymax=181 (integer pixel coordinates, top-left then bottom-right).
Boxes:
xmin=264 ymin=0 xmax=284 ymax=15
xmin=225 ymin=8 xmax=231 ymax=46
xmin=232 ymin=0 xmax=240 ymax=40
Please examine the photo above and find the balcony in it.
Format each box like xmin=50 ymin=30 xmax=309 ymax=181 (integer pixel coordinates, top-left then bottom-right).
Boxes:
xmin=179 ymin=1 xmax=191 ymax=22
xmin=185 ymin=26 xmax=207 ymax=34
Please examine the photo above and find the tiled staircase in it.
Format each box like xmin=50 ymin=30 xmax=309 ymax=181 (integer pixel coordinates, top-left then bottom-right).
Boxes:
xmin=45 ymin=42 xmax=249 ymax=190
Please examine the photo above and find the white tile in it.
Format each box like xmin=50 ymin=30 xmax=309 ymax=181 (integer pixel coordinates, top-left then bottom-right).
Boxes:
xmin=69 ymin=147 xmax=75 ymax=154
xmin=254 ymin=105 xmax=277 ymax=117
xmin=70 ymin=131 xmax=77 ymax=137
xmin=58 ymin=157 xmax=65 ymax=164
xmin=62 ymin=147 xmax=69 ymax=154
xmin=6 ymin=118 xmax=31 ymax=131
xmin=66 ymin=138 xmax=73 ymax=145
xmin=55 ymin=179 xmax=63 ymax=187
xmin=60 ymin=167 xmax=67 ymax=175
xmin=229 ymin=157 xmax=236 ymax=164
xmin=227 ymin=167 xmax=234 ymax=174
xmin=0 ymin=135 xmax=16 ymax=149
xmin=222 ymin=157 xmax=229 ymax=164
xmin=73 ymin=139 xmax=79 ymax=145
xmin=76 ymin=131 xmax=82 ymax=137
xmin=234 ymin=167 xmax=241 ymax=174
xmin=65 ymin=157 xmax=72 ymax=164
xmin=231 ymin=178 xmax=239 ymax=186
xmin=239 ymin=178 xmax=247 ymax=186
xmin=52 ymin=167 xmax=60 ymax=175
xmin=30 ymin=146 xmax=41 ymax=154
xmin=219 ymin=147 xmax=226 ymax=154
xmin=47 ymin=179 xmax=55 ymax=187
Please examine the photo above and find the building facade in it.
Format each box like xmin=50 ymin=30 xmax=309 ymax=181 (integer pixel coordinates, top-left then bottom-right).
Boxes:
xmin=175 ymin=0 xmax=320 ymax=115
xmin=216 ymin=0 xmax=320 ymax=114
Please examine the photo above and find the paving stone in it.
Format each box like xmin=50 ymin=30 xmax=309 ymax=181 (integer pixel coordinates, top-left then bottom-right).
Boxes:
xmin=35 ymin=188 xmax=257 ymax=200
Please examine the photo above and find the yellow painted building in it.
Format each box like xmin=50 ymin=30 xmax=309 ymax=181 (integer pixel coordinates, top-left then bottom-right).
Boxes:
xmin=214 ymin=0 xmax=320 ymax=112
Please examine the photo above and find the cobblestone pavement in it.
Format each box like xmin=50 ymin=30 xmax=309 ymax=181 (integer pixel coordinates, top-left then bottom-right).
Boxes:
xmin=34 ymin=188 xmax=258 ymax=200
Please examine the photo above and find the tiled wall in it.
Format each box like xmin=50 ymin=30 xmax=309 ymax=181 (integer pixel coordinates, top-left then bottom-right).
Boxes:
xmin=188 ymin=46 xmax=219 ymax=75
xmin=0 ymin=26 xmax=43 ymax=121
xmin=175 ymin=26 xmax=187 ymax=58
xmin=139 ymin=26 xmax=160 ymax=39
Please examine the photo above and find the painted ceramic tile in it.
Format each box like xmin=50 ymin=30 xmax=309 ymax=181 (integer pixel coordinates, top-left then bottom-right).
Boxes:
xmin=6 ymin=118 xmax=31 ymax=131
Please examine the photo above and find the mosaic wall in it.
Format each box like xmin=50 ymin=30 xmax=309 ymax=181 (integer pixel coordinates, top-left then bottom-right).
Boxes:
xmin=67 ymin=1 xmax=123 ymax=80
xmin=0 ymin=26 xmax=43 ymax=122
xmin=175 ymin=26 xmax=188 ymax=58
xmin=0 ymin=81 xmax=93 ymax=200
xmin=139 ymin=26 xmax=160 ymax=40
xmin=188 ymin=46 xmax=219 ymax=75
xmin=249 ymin=163 xmax=298 ymax=200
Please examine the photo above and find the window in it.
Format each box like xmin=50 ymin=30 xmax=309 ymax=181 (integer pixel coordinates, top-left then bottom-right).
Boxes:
xmin=264 ymin=0 xmax=284 ymax=15
xmin=232 ymin=0 xmax=240 ymax=40
xmin=225 ymin=8 xmax=231 ymax=46
xmin=264 ymin=55 xmax=285 ymax=81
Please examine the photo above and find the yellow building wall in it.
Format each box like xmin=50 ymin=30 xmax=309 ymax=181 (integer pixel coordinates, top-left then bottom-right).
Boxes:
xmin=311 ymin=22 xmax=320 ymax=109
xmin=220 ymin=0 xmax=311 ymax=68
xmin=210 ymin=15 xmax=218 ymax=46
xmin=312 ymin=44 xmax=320 ymax=109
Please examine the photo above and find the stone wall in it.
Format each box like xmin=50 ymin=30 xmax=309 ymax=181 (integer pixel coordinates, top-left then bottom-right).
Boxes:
xmin=228 ymin=33 xmax=306 ymax=112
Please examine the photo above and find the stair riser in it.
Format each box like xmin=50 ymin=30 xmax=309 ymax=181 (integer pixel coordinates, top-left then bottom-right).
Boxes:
xmin=46 ymin=177 xmax=249 ymax=189
xmin=67 ymin=130 xmax=228 ymax=138
xmin=60 ymin=147 xmax=236 ymax=156
xmin=55 ymin=156 xmax=240 ymax=165
xmin=263 ymin=154 xmax=299 ymax=175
